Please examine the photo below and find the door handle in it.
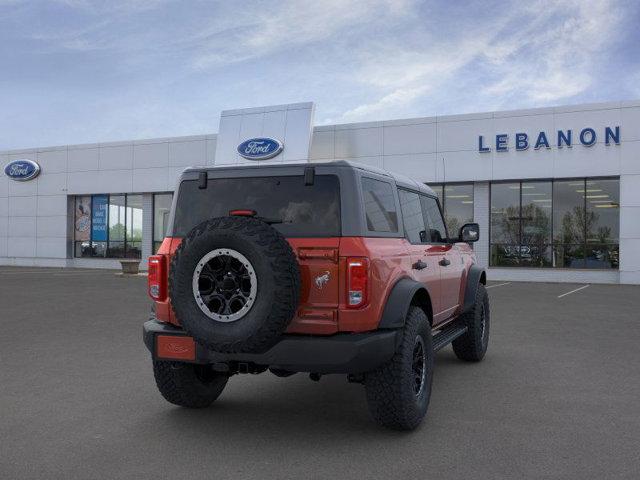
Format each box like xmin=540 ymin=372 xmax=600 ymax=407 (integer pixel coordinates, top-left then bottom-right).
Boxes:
xmin=439 ymin=258 xmax=451 ymax=267
xmin=412 ymin=260 xmax=428 ymax=270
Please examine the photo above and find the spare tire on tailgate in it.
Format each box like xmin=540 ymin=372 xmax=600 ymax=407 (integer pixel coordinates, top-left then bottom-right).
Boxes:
xmin=169 ymin=216 xmax=301 ymax=353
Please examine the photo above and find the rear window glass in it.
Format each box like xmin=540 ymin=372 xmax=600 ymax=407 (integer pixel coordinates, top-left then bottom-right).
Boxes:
xmin=172 ymin=175 xmax=341 ymax=237
xmin=361 ymin=177 xmax=398 ymax=233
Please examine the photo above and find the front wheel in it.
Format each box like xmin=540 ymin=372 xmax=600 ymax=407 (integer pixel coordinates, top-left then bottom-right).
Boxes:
xmin=153 ymin=360 xmax=228 ymax=408
xmin=364 ymin=307 xmax=433 ymax=431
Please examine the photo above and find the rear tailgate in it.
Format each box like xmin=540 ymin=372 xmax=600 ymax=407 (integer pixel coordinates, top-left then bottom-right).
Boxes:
xmin=286 ymin=238 xmax=340 ymax=334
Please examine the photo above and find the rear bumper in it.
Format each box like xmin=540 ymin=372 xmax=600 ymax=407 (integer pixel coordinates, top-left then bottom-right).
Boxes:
xmin=143 ymin=319 xmax=399 ymax=374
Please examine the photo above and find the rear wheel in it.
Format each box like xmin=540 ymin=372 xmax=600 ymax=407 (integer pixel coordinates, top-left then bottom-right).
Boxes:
xmin=364 ymin=307 xmax=433 ymax=430
xmin=153 ymin=360 xmax=228 ymax=408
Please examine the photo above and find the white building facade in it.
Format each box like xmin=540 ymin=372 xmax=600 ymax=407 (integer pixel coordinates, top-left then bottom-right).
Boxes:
xmin=1 ymin=100 xmax=639 ymax=284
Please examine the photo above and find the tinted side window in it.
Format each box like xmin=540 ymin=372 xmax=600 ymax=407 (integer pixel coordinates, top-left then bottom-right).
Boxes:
xmin=362 ymin=177 xmax=398 ymax=233
xmin=399 ymin=190 xmax=427 ymax=243
xmin=420 ymin=195 xmax=447 ymax=243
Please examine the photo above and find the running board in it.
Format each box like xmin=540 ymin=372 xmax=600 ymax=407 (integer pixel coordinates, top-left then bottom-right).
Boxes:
xmin=432 ymin=324 xmax=468 ymax=352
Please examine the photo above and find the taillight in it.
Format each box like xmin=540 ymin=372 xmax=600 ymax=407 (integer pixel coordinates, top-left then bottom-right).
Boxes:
xmin=346 ymin=257 xmax=369 ymax=308
xmin=148 ymin=255 xmax=167 ymax=301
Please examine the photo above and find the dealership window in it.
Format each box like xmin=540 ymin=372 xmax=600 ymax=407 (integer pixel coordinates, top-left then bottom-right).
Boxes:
xmin=430 ymin=183 xmax=474 ymax=237
xmin=153 ymin=193 xmax=173 ymax=253
xmin=490 ymin=178 xmax=619 ymax=269
xmin=74 ymin=194 xmax=144 ymax=259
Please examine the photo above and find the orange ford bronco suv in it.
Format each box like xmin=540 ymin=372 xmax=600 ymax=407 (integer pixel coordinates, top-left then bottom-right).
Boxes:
xmin=144 ymin=161 xmax=489 ymax=430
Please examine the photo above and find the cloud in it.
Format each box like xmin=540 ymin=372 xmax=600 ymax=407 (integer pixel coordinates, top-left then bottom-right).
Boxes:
xmin=481 ymin=0 xmax=622 ymax=104
xmin=191 ymin=0 xmax=415 ymax=70
xmin=335 ymin=0 xmax=626 ymax=122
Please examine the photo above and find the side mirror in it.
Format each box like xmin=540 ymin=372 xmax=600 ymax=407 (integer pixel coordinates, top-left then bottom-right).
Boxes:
xmin=459 ymin=223 xmax=480 ymax=243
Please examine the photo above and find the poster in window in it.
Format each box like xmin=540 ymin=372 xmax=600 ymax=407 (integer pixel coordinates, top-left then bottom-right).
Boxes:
xmin=74 ymin=196 xmax=91 ymax=241
xmin=91 ymin=195 xmax=108 ymax=242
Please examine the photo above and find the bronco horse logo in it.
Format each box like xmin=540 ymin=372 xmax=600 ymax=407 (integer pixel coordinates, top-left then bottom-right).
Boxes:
xmin=315 ymin=271 xmax=331 ymax=289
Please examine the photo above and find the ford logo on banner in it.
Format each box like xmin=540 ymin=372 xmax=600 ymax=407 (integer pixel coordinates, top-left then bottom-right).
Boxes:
xmin=4 ymin=159 xmax=41 ymax=181
xmin=237 ymin=137 xmax=283 ymax=160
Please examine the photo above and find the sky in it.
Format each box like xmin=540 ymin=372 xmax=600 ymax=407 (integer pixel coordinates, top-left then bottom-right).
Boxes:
xmin=1 ymin=0 xmax=639 ymax=150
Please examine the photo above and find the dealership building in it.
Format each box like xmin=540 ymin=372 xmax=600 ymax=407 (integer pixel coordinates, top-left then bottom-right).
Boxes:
xmin=1 ymin=100 xmax=639 ymax=284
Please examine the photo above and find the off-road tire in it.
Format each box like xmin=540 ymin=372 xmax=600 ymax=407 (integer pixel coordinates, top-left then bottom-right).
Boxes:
xmin=364 ymin=307 xmax=433 ymax=431
xmin=169 ymin=216 xmax=301 ymax=353
xmin=153 ymin=360 xmax=228 ymax=408
xmin=452 ymin=283 xmax=490 ymax=362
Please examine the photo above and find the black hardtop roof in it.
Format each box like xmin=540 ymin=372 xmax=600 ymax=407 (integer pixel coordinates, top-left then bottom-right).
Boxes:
xmin=182 ymin=160 xmax=437 ymax=197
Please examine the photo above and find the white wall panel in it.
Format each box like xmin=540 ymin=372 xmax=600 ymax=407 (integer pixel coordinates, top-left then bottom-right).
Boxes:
xmin=206 ymin=138 xmax=217 ymax=165
xmin=7 ymin=237 xmax=36 ymax=257
xmin=473 ymin=182 xmax=490 ymax=269
xmin=36 ymin=149 xmax=67 ymax=173
xmin=99 ymin=144 xmax=133 ymax=170
xmin=37 ymin=195 xmax=68 ymax=217
xmin=37 ymin=172 xmax=67 ymax=195
xmin=0 ymin=216 xmax=7 ymax=236
xmin=335 ymin=127 xmax=382 ymax=158
xmin=97 ymin=169 xmax=133 ymax=193
xmin=383 ymin=153 xmax=437 ymax=182
xmin=620 ymin=106 xmax=640 ymax=142
xmin=169 ymin=140 xmax=206 ymax=167
xmin=492 ymin=146 xmax=554 ymax=181
xmin=69 ymin=169 xmax=134 ymax=194
xmin=620 ymin=174 xmax=640 ymax=206
xmin=0 ymin=174 xmax=7 ymax=197
xmin=8 ymin=196 xmax=37 ymax=217
xmin=0 ymin=198 xmax=7 ymax=217
xmin=8 ymin=178 xmax=37 ymax=196
xmin=383 ymin=123 xmax=436 ymax=155
xmin=68 ymin=147 xmax=99 ymax=171
xmin=438 ymin=118 xmax=494 ymax=152
xmin=620 ymin=206 xmax=640 ymax=238
xmin=67 ymin=171 xmax=106 ymax=195
xmin=554 ymin=107 xmax=622 ymax=143
xmin=438 ymin=151 xmax=492 ymax=182
xmin=309 ymin=130 xmax=334 ymax=160
xmin=281 ymin=106 xmax=315 ymax=163
xmin=619 ymin=238 xmax=640 ymax=271
xmin=36 ymin=237 xmax=67 ymax=258
xmin=8 ymin=216 xmax=36 ymax=237
xmin=214 ymin=113 xmax=243 ymax=165
xmin=133 ymin=142 xmax=169 ymax=169
xmin=553 ymin=142 xmax=621 ymax=178
xmin=37 ymin=215 xmax=67 ymax=237
xmin=133 ymin=168 xmax=170 ymax=192
xmin=166 ymin=167 xmax=186 ymax=191
xmin=620 ymin=140 xmax=640 ymax=175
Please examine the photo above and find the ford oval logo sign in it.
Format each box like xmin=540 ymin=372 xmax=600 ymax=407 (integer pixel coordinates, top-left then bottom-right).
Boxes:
xmin=237 ymin=137 xmax=283 ymax=160
xmin=4 ymin=159 xmax=41 ymax=181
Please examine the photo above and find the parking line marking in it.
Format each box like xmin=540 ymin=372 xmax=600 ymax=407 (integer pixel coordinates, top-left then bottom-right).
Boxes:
xmin=486 ymin=282 xmax=511 ymax=289
xmin=557 ymin=284 xmax=590 ymax=298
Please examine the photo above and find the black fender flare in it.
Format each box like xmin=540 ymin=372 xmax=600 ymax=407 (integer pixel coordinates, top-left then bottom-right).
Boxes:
xmin=462 ymin=264 xmax=486 ymax=313
xmin=378 ymin=278 xmax=434 ymax=329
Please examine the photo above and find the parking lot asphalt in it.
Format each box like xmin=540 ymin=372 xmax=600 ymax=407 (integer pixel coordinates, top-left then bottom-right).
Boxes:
xmin=1 ymin=268 xmax=639 ymax=480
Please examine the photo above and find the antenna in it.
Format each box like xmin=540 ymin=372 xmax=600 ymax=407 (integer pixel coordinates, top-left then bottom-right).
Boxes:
xmin=442 ymin=157 xmax=446 ymax=184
